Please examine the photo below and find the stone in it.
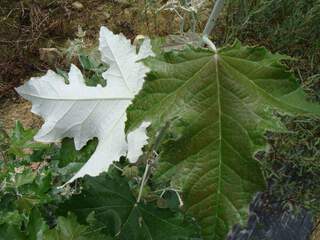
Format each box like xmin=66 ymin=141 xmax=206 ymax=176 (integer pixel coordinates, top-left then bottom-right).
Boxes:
xmin=72 ymin=1 xmax=84 ymax=10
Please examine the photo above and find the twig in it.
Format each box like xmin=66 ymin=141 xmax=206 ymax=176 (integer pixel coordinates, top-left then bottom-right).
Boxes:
xmin=112 ymin=163 xmax=123 ymax=172
xmin=190 ymin=11 xmax=197 ymax=32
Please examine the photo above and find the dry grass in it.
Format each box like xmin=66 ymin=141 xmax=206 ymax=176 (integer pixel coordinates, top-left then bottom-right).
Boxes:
xmin=312 ymin=220 xmax=320 ymax=240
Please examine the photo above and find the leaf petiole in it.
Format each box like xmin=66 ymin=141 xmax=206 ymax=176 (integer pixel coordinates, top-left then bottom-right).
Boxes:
xmin=137 ymin=160 xmax=150 ymax=203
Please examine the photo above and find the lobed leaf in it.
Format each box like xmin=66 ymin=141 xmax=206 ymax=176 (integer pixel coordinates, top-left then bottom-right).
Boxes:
xmin=16 ymin=27 xmax=153 ymax=184
xmin=126 ymin=41 xmax=320 ymax=239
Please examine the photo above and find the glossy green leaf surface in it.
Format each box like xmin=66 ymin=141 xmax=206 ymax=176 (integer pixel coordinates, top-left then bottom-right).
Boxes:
xmin=126 ymin=42 xmax=320 ymax=239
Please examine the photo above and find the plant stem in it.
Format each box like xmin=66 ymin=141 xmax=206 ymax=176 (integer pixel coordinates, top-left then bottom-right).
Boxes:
xmin=203 ymin=0 xmax=225 ymax=37
xmin=136 ymin=122 xmax=170 ymax=203
xmin=112 ymin=163 xmax=123 ymax=172
xmin=202 ymin=35 xmax=217 ymax=52
xmin=137 ymin=161 xmax=150 ymax=203
xmin=190 ymin=11 xmax=197 ymax=32
xmin=153 ymin=121 xmax=170 ymax=152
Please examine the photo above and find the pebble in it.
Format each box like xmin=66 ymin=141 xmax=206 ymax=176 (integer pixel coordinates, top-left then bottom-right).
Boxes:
xmin=72 ymin=1 xmax=84 ymax=10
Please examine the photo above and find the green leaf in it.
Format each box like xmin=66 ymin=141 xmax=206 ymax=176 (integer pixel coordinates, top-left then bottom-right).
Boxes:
xmin=78 ymin=53 xmax=100 ymax=71
xmin=56 ymin=68 xmax=69 ymax=84
xmin=60 ymin=171 xmax=200 ymax=240
xmin=56 ymin=138 xmax=98 ymax=167
xmin=0 ymin=211 xmax=24 ymax=226
xmin=27 ymin=208 xmax=47 ymax=240
xmin=14 ymin=169 xmax=37 ymax=188
xmin=0 ymin=224 xmax=24 ymax=240
xmin=126 ymin=41 xmax=320 ymax=239
xmin=8 ymin=121 xmax=48 ymax=159
xmin=78 ymin=51 xmax=107 ymax=87
xmin=11 ymin=122 xmax=35 ymax=145
xmin=43 ymin=213 xmax=110 ymax=240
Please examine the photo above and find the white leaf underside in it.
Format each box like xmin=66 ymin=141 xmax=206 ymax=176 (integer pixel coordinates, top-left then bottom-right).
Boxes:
xmin=16 ymin=26 xmax=154 ymax=184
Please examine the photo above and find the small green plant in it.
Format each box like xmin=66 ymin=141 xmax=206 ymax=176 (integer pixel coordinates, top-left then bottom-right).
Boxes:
xmin=0 ymin=122 xmax=100 ymax=238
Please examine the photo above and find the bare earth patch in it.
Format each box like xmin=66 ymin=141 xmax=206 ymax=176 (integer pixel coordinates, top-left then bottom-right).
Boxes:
xmin=0 ymin=93 xmax=42 ymax=130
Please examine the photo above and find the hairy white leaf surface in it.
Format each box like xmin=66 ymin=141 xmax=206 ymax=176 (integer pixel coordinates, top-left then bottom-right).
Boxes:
xmin=16 ymin=26 xmax=154 ymax=184
xmin=127 ymin=121 xmax=151 ymax=163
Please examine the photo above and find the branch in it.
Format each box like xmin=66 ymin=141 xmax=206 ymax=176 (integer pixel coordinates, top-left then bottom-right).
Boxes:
xmin=203 ymin=0 xmax=225 ymax=37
